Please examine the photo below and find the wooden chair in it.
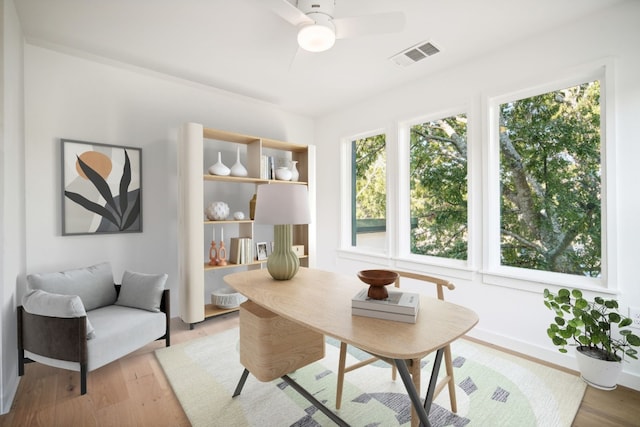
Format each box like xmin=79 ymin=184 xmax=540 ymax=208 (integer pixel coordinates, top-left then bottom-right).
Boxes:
xmin=335 ymin=271 xmax=457 ymax=413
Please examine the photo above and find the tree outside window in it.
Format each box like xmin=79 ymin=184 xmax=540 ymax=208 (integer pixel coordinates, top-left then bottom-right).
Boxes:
xmin=499 ymin=81 xmax=601 ymax=277
xmin=409 ymin=114 xmax=468 ymax=260
xmin=351 ymin=134 xmax=386 ymax=250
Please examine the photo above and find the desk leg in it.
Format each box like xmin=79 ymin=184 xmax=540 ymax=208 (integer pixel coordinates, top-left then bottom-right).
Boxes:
xmin=394 ymin=348 xmax=444 ymax=427
xmin=232 ymin=368 xmax=250 ymax=397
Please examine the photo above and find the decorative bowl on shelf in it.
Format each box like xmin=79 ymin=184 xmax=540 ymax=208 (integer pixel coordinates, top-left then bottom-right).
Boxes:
xmin=357 ymin=269 xmax=399 ymax=300
xmin=211 ymin=289 xmax=247 ymax=309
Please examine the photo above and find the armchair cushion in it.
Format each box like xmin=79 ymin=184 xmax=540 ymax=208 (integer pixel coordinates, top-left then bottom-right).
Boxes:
xmin=22 ymin=289 xmax=96 ymax=339
xmin=115 ymin=270 xmax=168 ymax=312
xmin=26 ymin=262 xmax=116 ymax=311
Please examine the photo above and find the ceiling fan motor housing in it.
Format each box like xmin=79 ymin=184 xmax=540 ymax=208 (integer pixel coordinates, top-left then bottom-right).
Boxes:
xmin=297 ymin=0 xmax=336 ymax=17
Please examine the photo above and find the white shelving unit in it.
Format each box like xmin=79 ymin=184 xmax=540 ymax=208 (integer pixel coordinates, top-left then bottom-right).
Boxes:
xmin=178 ymin=123 xmax=315 ymax=327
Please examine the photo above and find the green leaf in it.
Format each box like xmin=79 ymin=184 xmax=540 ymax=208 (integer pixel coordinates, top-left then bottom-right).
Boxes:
xmin=620 ymin=318 xmax=632 ymax=328
xmin=571 ymin=289 xmax=583 ymax=299
xmin=627 ymin=334 xmax=640 ymax=346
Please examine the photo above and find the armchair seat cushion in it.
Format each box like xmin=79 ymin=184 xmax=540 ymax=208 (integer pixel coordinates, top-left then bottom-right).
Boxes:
xmin=24 ymin=305 xmax=166 ymax=372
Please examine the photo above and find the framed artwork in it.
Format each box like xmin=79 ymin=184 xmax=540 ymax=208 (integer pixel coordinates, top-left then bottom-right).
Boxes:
xmin=61 ymin=139 xmax=142 ymax=235
xmin=256 ymin=242 xmax=268 ymax=260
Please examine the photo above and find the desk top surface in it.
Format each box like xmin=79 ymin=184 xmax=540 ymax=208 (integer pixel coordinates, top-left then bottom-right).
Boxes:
xmin=224 ymin=267 xmax=479 ymax=360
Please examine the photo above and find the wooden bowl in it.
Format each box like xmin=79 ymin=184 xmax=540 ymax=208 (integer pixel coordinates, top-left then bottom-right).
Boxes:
xmin=357 ymin=270 xmax=399 ymax=300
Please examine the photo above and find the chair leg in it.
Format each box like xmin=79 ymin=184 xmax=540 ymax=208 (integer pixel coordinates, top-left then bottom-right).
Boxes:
xmin=80 ymin=363 xmax=87 ymax=395
xmin=336 ymin=342 xmax=348 ymax=409
xmin=444 ymin=344 xmax=457 ymax=413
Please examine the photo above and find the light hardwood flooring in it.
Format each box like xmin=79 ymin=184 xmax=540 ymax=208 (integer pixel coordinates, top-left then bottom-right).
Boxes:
xmin=1 ymin=313 xmax=639 ymax=426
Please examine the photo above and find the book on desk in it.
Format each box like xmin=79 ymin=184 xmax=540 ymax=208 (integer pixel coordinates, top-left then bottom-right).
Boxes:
xmin=351 ymin=288 xmax=419 ymax=323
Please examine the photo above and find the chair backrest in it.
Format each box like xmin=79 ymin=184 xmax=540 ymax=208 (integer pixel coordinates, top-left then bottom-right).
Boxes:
xmin=392 ymin=270 xmax=455 ymax=301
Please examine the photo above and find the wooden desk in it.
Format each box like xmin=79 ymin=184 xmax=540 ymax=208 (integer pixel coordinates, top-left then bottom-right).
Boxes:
xmin=225 ymin=267 xmax=479 ymax=426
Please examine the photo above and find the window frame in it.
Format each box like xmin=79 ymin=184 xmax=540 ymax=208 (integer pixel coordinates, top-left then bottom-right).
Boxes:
xmin=483 ymin=62 xmax=616 ymax=291
xmin=397 ymin=108 xmax=473 ymax=271
xmin=339 ymin=128 xmax=391 ymax=256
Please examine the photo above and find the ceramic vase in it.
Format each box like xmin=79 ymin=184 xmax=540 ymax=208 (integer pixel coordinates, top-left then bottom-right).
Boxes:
xmin=289 ymin=160 xmax=299 ymax=182
xmin=205 ymin=201 xmax=230 ymax=221
xmin=575 ymin=346 xmax=622 ymax=390
xmin=208 ymin=152 xmax=230 ymax=176
xmin=275 ymin=167 xmax=292 ymax=181
xmin=230 ymin=146 xmax=248 ymax=177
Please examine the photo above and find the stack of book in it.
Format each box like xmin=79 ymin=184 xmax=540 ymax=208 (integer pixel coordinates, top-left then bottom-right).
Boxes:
xmin=229 ymin=237 xmax=254 ymax=264
xmin=351 ymin=288 xmax=420 ymax=323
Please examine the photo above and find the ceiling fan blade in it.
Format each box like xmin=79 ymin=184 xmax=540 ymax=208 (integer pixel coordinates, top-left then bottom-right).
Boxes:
xmin=263 ymin=0 xmax=313 ymax=26
xmin=334 ymin=11 xmax=405 ymax=39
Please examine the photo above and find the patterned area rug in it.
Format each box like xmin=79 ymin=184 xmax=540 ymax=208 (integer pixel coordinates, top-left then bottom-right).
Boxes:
xmin=155 ymin=328 xmax=586 ymax=426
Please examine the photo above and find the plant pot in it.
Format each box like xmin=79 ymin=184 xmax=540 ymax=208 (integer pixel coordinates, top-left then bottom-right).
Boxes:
xmin=575 ymin=346 xmax=622 ymax=390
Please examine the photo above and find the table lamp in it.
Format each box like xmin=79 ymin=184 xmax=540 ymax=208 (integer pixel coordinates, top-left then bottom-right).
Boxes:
xmin=254 ymin=183 xmax=311 ymax=280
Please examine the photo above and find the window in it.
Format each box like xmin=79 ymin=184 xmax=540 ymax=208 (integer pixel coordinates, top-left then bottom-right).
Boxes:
xmin=498 ymin=80 xmax=601 ymax=277
xmin=409 ymin=114 xmax=468 ymax=260
xmin=351 ymin=133 xmax=386 ymax=251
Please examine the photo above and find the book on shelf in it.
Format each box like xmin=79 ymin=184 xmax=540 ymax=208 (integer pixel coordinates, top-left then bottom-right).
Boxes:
xmin=229 ymin=237 xmax=253 ymax=264
xmin=351 ymin=288 xmax=420 ymax=315
xmin=351 ymin=307 xmax=418 ymax=324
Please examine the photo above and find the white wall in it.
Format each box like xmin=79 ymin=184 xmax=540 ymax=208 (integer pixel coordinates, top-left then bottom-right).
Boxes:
xmin=315 ymin=1 xmax=640 ymax=390
xmin=0 ymin=0 xmax=25 ymax=414
xmin=21 ymin=44 xmax=314 ymax=304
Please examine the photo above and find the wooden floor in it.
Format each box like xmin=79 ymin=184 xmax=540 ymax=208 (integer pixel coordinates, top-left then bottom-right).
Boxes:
xmin=1 ymin=312 xmax=639 ymax=426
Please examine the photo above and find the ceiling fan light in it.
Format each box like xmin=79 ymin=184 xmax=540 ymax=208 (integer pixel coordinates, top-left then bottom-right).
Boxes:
xmin=297 ymin=22 xmax=336 ymax=53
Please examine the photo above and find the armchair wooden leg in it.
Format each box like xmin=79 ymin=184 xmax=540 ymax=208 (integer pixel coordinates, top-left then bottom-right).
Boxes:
xmin=80 ymin=363 xmax=87 ymax=395
xmin=336 ymin=342 xmax=348 ymax=409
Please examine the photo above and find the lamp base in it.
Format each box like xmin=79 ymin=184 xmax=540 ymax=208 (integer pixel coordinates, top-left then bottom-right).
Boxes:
xmin=267 ymin=224 xmax=300 ymax=280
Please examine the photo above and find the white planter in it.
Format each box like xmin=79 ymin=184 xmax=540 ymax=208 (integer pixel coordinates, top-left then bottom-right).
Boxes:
xmin=575 ymin=346 xmax=622 ymax=390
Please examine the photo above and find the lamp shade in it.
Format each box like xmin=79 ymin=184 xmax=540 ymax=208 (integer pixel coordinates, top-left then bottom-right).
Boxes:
xmin=254 ymin=184 xmax=311 ymax=225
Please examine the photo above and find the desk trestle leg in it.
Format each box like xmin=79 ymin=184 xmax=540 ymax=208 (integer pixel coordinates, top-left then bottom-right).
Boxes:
xmin=232 ymin=368 xmax=250 ymax=397
xmin=394 ymin=348 xmax=445 ymax=427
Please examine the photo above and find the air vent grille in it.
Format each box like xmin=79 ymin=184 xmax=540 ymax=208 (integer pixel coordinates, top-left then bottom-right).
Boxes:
xmin=390 ymin=41 xmax=440 ymax=67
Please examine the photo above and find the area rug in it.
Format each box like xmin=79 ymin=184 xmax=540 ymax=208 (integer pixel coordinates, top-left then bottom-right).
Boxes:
xmin=155 ymin=328 xmax=586 ymax=426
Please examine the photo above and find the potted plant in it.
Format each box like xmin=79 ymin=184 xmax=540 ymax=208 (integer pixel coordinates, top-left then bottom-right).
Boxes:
xmin=543 ymin=288 xmax=640 ymax=390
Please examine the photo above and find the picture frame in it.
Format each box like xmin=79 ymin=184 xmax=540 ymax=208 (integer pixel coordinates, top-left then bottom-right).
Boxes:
xmin=61 ymin=139 xmax=142 ymax=235
xmin=256 ymin=241 xmax=268 ymax=260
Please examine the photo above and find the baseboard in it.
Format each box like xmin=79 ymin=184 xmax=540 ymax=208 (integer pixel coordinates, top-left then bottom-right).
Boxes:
xmin=1 ymin=374 xmax=19 ymax=415
xmin=466 ymin=327 xmax=640 ymax=392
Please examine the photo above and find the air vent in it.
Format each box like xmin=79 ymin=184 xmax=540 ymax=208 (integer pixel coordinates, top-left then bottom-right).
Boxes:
xmin=390 ymin=41 xmax=440 ymax=67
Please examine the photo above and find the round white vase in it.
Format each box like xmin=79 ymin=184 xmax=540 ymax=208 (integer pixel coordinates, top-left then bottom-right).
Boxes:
xmin=275 ymin=167 xmax=292 ymax=181
xmin=205 ymin=201 xmax=230 ymax=221
xmin=208 ymin=152 xmax=230 ymax=176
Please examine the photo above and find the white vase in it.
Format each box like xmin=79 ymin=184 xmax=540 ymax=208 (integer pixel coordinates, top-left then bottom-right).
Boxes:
xmin=289 ymin=160 xmax=299 ymax=182
xmin=205 ymin=202 xmax=230 ymax=221
xmin=275 ymin=167 xmax=292 ymax=181
xmin=575 ymin=346 xmax=622 ymax=390
xmin=230 ymin=146 xmax=248 ymax=177
xmin=208 ymin=152 xmax=230 ymax=176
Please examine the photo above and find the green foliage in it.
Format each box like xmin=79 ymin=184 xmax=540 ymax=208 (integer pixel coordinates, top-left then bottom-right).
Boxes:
xmin=410 ymin=114 xmax=468 ymax=259
xmin=500 ymin=81 xmax=601 ymax=276
xmin=352 ymin=80 xmax=602 ymax=277
xmin=353 ymin=135 xmax=386 ymax=221
xmin=543 ymin=288 xmax=640 ymax=361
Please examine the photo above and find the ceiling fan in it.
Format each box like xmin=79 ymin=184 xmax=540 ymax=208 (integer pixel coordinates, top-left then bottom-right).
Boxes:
xmin=263 ymin=0 xmax=405 ymax=53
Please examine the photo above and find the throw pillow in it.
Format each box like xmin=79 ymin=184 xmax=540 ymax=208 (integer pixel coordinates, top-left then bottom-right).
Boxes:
xmin=22 ymin=289 xmax=96 ymax=339
xmin=26 ymin=262 xmax=117 ymax=311
xmin=115 ymin=270 xmax=167 ymax=312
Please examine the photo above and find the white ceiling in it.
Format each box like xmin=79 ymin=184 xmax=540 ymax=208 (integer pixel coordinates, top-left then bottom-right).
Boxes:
xmin=15 ymin=0 xmax=624 ymax=118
